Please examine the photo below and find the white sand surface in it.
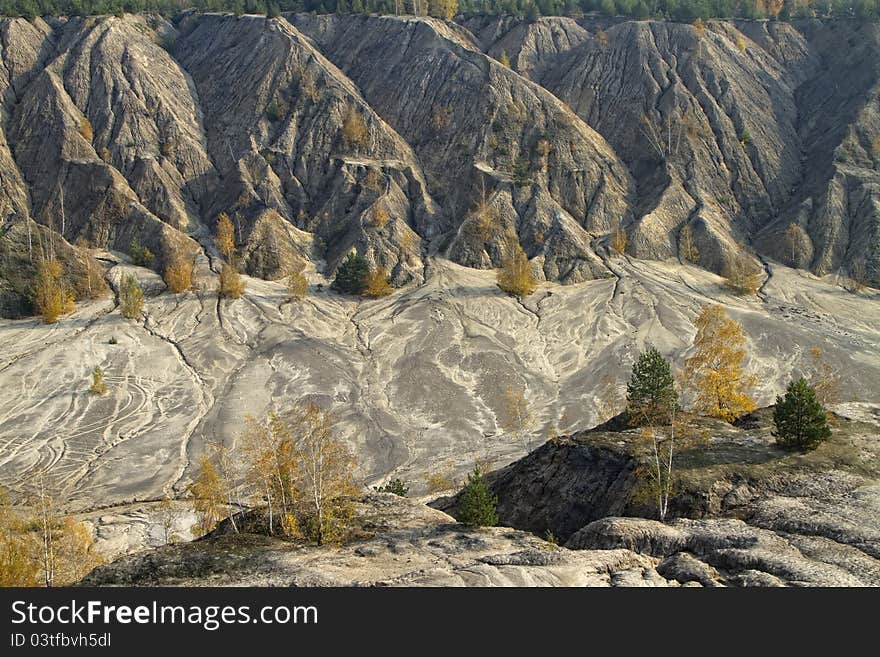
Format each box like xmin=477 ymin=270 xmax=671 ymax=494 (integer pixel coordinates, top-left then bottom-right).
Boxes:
xmin=0 ymin=256 xmax=877 ymax=511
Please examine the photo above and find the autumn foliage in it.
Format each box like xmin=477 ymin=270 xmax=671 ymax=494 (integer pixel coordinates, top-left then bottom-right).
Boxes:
xmin=685 ymin=304 xmax=757 ymax=421
xmin=364 ymin=266 xmax=393 ymax=298
xmin=164 ymin=253 xmax=194 ymax=293
xmin=0 ymin=484 xmax=102 ymax=587
xmin=31 ymin=257 xmax=75 ymax=324
xmin=497 ymin=243 xmax=537 ymax=297
xmin=214 ymin=213 xmax=236 ymax=262
xmin=218 ymin=262 xmax=245 ymax=299
xmin=119 ymin=274 xmax=144 ymax=319
xmin=189 ymin=405 xmax=359 ymax=545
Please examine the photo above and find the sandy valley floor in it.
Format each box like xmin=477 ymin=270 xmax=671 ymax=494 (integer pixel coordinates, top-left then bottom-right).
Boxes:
xmin=0 ymin=254 xmax=877 ymax=525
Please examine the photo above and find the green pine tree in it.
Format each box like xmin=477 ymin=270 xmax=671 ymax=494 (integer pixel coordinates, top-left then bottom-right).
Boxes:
xmin=332 ymin=253 xmax=370 ymax=295
xmin=626 ymin=345 xmax=679 ymax=426
xmin=773 ymin=378 xmax=831 ymax=451
xmin=458 ymin=467 xmax=498 ymax=527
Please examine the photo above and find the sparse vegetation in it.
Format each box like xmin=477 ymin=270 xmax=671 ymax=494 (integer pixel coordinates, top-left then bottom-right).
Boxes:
xmin=341 ymin=106 xmax=369 ymax=151
xmin=89 ymin=366 xmax=107 ymax=396
xmin=266 ymin=99 xmax=284 ymax=122
xmin=783 ymin=223 xmax=809 ymax=267
xmin=364 ymin=168 xmax=384 ymax=193
xmin=807 ymin=346 xmax=841 ymax=408
xmin=499 ymin=384 xmax=534 ymax=452
xmin=773 ymin=378 xmax=831 ymax=451
xmin=724 ymin=253 xmax=762 ymax=296
xmin=119 ymin=273 xmax=144 ymax=319
xmin=364 ymin=266 xmax=393 ymax=298
xmin=679 ymin=223 xmax=700 ymax=263
xmin=73 ymin=238 xmax=108 ymax=300
xmin=164 ymin=253 xmax=194 ymax=293
xmin=371 ymin=205 xmax=390 ymax=228
xmin=78 ymin=116 xmax=93 ymax=142
xmin=426 ymin=471 xmax=456 ymax=494
xmin=512 ymin=157 xmax=531 ymax=186
xmin=610 ymin=222 xmax=628 ymax=256
xmin=287 ymin=262 xmax=308 ymax=302
xmin=129 ymin=238 xmax=155 ymax=268
xmin=844 ymin=260 xmax=870 ymax=293
xmin=496 ymin=243 xmax=537 ymax=297
xmin=215 ymin=213 xmax=236 ymax=262
xmin=374 ymin=478 xmax=409 ymax=497
xmin=464 ymin=189 xmax=499 ymax=243
xmin=218 ymin=262 xmax=245 ymax=299
xmin=2 ymin=1 xmax=877 ymax=24
xmin=0 ymin=482 xmax=102 ymax=587
xmin=31 ymin=257 xmax=75 ymax=324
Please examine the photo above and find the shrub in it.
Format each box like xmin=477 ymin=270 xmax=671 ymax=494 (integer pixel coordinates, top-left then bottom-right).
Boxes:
xmin=512 ymin=157 xmax=531 ymax=186
xmin=497 ymin=244 xmax=537 ymax=297
xmin=218 ymin=262 xmax=245 ymax=300
xmin=31 ymin=258 xmax=75 ymax=324
xmin=610 ymin=223 xmax=628 ymax=255
xmin=374 ymin=478 xmax=409 ymax=497
xmin=89 ymin=366 xmax=107 ymax=396
xmin=164 ymin=254 xmax=194 ymax=293
xmin=425 ymin=472 xmax=456 ymax=494
xmin=288 ymin=263 xmax=308 ymax=301
xmin=129 ymin=238 xmax=155 ymax=268
xmin=364 ymin=266 xmax=393 ymax=298
xmin=71 ymin=241 xmax=109 ymax=300
xmin=332 ymin=253 xmax=370 ymax=295
xmin=78 ymin=117 xmax=93 ymax=142
xmin=371 ymin=205 xmax=390 ymax=228
xmin=266 ymin=100 xmax=284 ymax=122
xmin=108 ymin=336 xmax=118 ymax=345
xmin=724 ymin=253 xmax=762 ymax=296
xmin=773 ymin=378 xmax=831 ymax=451
xmin=341 ymin=106 xmax=368 ymax=151
xmin=457 ymin=467 xmax=498 ymax=527
xmin=119 ymin=274 xmax=144 ymax=319
xmin=215 ymin=213 xmax=236 ymax=262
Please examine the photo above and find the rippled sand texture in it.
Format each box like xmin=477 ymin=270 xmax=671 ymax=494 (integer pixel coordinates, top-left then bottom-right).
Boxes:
xmin=0 ymin=256 xmax=878 ymax=509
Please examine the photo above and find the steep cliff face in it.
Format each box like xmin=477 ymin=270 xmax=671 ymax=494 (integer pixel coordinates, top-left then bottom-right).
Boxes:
xmin=1 ymin=14 xmax=879 ymax=317
xmin=5 ymin=16 xmax=203 ymax=270
xmin=174 ymin=13 xmax=440 ymax=282
xmin=289 ymin=14 xmax=634 ymax=283
xmin=470 ymin=16 xmax=880 ymax=281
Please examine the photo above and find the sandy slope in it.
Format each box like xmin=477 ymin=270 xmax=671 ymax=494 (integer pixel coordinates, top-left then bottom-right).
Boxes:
xmin=0 ymin=256 xmax=877 ymax=514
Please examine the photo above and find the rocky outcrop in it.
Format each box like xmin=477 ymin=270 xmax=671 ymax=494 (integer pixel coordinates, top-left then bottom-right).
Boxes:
xmin=435 ymin=407 xmax=880 ymax=586
xmin=80 ymin=493 xmax=675 ymax=587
